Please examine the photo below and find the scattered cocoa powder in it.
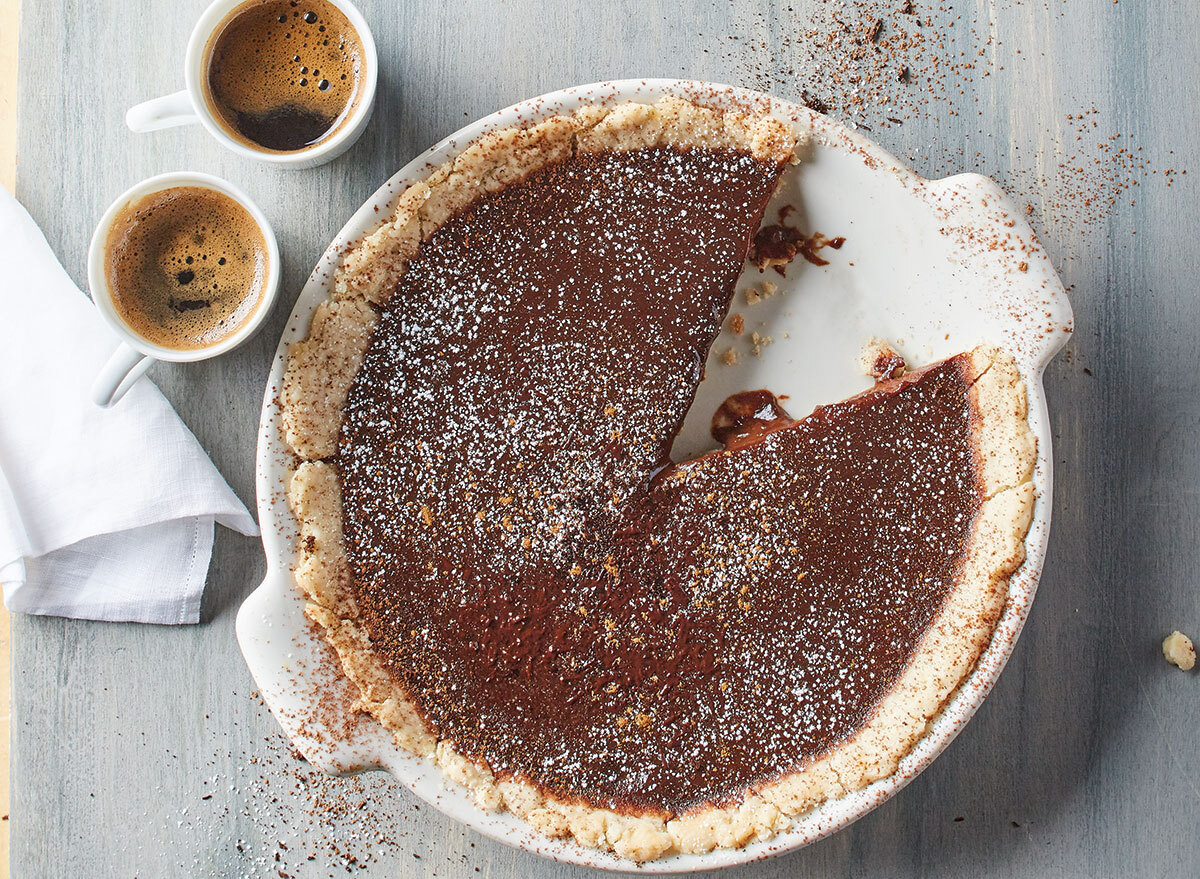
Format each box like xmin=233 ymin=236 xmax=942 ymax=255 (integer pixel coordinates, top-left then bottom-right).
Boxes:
xmin=719 ymin=0 xmax=1183 ymax=241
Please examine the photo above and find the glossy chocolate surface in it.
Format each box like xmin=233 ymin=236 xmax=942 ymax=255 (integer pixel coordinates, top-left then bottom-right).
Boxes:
xmin=710 ymin=388 xmax=796 ymax=448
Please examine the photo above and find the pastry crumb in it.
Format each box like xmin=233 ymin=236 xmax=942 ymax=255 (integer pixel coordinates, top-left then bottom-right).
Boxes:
xmin=859 ymin=337 xmax=907 ymax=380
xmin=730 ymin=313 xmax=745 ymax=334
xmin=1163 ymin=631 xmax=1196 ymax=670
xmin=750 ymin=332 xmax=773 ymax=356
xmin=743 ymin=281 xmax=779 ymax=306
xmin=720 ymin=347 xmax=739 ymax=365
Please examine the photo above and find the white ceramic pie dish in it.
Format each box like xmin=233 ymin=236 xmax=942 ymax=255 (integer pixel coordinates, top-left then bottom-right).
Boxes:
xmin=236 ymin=79 xmax=1073 ymax=871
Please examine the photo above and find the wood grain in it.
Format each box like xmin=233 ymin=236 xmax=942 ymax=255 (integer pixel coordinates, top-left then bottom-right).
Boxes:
xmin=0 ymin=0 xmax=18 ymax=873
xmin=11 ymin=1 xmax=1200 ymax=876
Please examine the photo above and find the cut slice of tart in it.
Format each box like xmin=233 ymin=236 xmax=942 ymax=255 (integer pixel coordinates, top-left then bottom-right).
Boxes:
xmin=280 ymin=95 xmax=1036 ymax=862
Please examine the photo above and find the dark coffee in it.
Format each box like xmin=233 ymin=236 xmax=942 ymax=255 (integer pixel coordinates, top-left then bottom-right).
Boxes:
xmin=204 ymin=0 xmax=364 ymax=152
xmin=105 ymin=186 xmax=269 ymax=350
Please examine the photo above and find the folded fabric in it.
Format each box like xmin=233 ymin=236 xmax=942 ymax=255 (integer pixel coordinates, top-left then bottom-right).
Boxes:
xmin=0 ymin=188 xmax=258 ymax=624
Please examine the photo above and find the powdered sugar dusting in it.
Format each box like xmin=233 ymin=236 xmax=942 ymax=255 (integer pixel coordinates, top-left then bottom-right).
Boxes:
xmin=335 ymin=146 xmax=985 ymax=816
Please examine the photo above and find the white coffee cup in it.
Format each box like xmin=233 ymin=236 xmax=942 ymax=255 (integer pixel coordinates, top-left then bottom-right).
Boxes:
xmin=125 ymin=0 xmax=377 ymax=169
xmin=87 ymin=171 xmax=282 ymax=408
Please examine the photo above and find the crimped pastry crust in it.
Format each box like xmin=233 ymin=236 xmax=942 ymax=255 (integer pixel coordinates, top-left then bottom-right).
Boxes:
xmin=280 ymin=96 xmax=1035 ymax=862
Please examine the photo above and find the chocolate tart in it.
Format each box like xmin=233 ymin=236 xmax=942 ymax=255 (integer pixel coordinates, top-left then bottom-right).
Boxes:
xmin=280 ymin=96 xmax=1036 ymax=861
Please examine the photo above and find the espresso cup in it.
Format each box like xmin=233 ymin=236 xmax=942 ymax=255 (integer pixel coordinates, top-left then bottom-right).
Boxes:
xmin=88 ymin=172 xmax=282 ymax=408
xmin=125 ymin=0 xmax=377 ymax=169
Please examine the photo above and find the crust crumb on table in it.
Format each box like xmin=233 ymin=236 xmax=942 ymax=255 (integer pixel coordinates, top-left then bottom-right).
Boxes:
xmin=750 ymin=331 xmax=773 ymax=356
xmin=1162 ymin=631 xmax=1196 ymax=670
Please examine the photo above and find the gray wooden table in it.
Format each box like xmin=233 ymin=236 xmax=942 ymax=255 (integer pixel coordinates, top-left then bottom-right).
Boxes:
xmin=13 ymin=1 xmax=1200 ymax=876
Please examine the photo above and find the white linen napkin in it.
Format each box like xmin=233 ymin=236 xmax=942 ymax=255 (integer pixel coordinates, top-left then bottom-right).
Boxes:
xmin=0 ymin=188 xmax=259 ymax=624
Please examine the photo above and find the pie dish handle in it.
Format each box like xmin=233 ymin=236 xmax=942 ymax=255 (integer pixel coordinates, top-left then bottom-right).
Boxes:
xmin=922 ymin=172 xmax=1074 ymax=367
xmin=236 ymin=567 xmax=391 ymax=776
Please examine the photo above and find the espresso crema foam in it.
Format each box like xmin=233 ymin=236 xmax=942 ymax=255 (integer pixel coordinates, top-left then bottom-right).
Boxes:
xmin=105 ymin=186 xmax=268 ymax=351
xmin=205 ymin=0 xmax=363 ymax=152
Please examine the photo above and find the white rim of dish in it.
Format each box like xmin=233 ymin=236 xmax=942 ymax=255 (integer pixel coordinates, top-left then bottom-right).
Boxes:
xmin=238 ymin=79 xmax=1074 ymax=872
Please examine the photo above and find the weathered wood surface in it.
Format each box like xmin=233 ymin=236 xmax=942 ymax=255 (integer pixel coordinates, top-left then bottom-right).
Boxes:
xmin=12 ymin=0 xmax=1200 ymax=875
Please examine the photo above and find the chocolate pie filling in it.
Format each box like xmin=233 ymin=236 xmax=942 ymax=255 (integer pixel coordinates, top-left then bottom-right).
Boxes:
xmin=337 ymin=147 xmax=984 ymax=816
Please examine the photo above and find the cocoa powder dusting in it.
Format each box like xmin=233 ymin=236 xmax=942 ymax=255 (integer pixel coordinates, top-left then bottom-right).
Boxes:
xmin=721 ymin=0 xmax=1183 ymax=241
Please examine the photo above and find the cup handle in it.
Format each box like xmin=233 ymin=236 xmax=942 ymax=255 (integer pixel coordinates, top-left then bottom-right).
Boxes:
xmin=126 ymin=90 xmax=199 ymax=133
xmin=91 ymin=342 xmax=154 ymax=408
